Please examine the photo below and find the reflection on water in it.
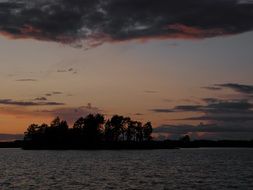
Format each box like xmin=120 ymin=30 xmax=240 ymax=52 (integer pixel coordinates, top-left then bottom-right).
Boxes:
xmin=0 ymin=148 xmax=252 ymax=190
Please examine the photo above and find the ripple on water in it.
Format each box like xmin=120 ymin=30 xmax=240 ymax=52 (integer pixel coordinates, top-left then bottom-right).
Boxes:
xmin=0 ymin=148 xmax=252 ymax=190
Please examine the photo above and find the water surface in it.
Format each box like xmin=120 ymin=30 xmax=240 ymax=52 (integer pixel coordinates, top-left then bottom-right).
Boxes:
xmin=0 ymin=148 xmax=252 ymax=190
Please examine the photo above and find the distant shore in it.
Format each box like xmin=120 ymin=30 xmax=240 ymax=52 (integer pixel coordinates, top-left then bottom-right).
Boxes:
xmin=0 ymin=140 xmax=252 ymax=150
xmin=0 ymin=140 xmax=23 ymax=148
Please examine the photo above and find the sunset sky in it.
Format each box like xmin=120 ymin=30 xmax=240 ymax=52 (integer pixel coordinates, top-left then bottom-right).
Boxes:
xmin=0 ymin=0 xmax=253 ymax=140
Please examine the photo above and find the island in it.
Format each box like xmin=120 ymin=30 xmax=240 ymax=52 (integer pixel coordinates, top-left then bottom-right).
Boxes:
xmin=1 ymin=114 xmax=252 ymax=149
xmin=22 ymin=114 xmax=178 ymax=150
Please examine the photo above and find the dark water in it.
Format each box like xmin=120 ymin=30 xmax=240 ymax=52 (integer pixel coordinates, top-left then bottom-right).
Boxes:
xmin=0 ymin=148 xmax=252 ymax=190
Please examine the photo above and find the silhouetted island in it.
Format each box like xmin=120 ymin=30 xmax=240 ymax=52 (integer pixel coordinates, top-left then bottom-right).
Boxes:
xmin=22 ymin=114 xmax=178 ymax=150
xmin=1 ymin=114 xmax=252 ymax=149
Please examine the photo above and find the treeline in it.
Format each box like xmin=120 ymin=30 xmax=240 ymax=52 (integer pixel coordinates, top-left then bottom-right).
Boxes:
xmin=24 ymin=114 xmax=153 ymax=148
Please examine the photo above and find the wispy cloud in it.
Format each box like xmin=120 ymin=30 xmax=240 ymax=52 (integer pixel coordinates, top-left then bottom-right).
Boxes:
xmin=0 ymin=99 xmax=65 ymax=106
xmin=52 ymin=91 xmax=63 ymax=95
xmin=216 ymin=83 xmax=253 ymax=95
xmin=204 ymin=83 xmax=253 ymax=96
xmin=44 ymin=91 xmax=63 ymax=97
xmin=34 ymin=97 xmax=47 ymax=101
xmin=151 ymin=105 xmax=203 ymax=113
xmin=0 ymin=0 xmax=253 ymax=47
xmin=16 ymin=79 xmax=37 ymax=82
xmin=56 ymin=68 xmax=76 ymax=74
xmin=177 ymin=115 xmax=253 ymax=122
xmin=144 ymin=90 xmax=159 ymax=94
xmin=150 ymin=108 xmax=174 ymax=113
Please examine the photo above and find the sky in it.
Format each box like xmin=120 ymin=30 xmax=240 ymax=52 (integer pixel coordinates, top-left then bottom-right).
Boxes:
xmin=0 ymin=0 xmax=253 ymax=140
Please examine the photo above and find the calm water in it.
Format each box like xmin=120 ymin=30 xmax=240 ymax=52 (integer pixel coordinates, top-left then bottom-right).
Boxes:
xmin=0 ymin=148 xmax=252 ymax=190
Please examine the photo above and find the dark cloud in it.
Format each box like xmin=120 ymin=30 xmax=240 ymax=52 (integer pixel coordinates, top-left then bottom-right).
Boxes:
xmin=45 ymin=91 xmax=63 ymax=97
xmin=152 ymin=83 xmax=253 ymax=140
xmin=150 ymin=108 xmax=174 ymax=113
xmin=0 ymin=99 xmax=64 ymax=106
xmin=16 ymin=79 xmax=37 ymax=82
xmin=216 ymin=83 xmax=253 ymax=95
xmin=204 ymin=83 xmax=253 ymax=96
xmin=153 ymin=99 xmax=253 ymax=112
xmin=150 ymin=84 xmax=253 ymax=139
xmin=152 ymin=99 xmax=253 ymax=122
xmin=178 ymin=114 xmax=253 ymax=122
xmin=0 ymin=0 xmax=253 ymax=47
xmin=174 ymin=105 xmax=203 ymax=112
xmin=154 ymin=123 xmax=253 ymax=134
xmin=151 ymin=105 xmax=204 ymax=113
xmin=204 ymin=100 xmax=253 ymax=113
xmin=34 ymin=97 xmax=47 ymax=101
xmin=57 ymin=68 xmax=75 ymax=73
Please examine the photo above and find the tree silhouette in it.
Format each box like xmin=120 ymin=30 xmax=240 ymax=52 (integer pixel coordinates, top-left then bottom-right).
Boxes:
xmin=104 ymin=120 xmax=114 ymax=142
xmin=45 ymin=117 xmax=69 ymax=142
xmin=109 ymin=115 xmax=125 ymax=141
xmin=24 ymin=124 xmax=41 ymax=141
xmin=180 ymin=135 xmax=191 ymax=143
xmin=85 ymin=114 xmax=105 ymax=142
xmin=73 ymin=117 xmax=86 ymax=140
xmin=73 ymin=117 xmax=85 ymax=130
xmin=126 ymin=120 xmax=136 ymax=142
xmin=143 ymin=122 xmax=153 ymax=141
xmin=23 ymin=114 xmax=153 ymax=149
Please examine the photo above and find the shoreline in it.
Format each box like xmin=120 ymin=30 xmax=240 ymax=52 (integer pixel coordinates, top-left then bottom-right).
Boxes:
xmin=1 ymin=140 xmax=253 ymax=150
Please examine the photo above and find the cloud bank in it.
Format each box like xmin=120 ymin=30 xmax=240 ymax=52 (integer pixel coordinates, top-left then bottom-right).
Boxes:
xmin=152 ymin=83 xmax=253 ymax=140
xmin=154 ymin=123 xmax=253 ymax=140
xmin=0 ymin=0 xmax=253 ymax=47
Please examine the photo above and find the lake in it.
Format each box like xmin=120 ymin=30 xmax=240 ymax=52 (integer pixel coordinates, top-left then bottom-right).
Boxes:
xmin=0 ymin=148 xmax=252 ymax=190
